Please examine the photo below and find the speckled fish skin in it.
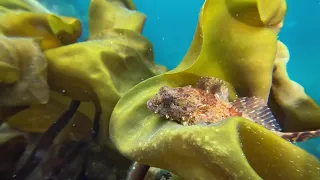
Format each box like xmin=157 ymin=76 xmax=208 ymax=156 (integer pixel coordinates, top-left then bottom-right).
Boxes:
xmin=147 ymin=76 xmax=277 ymax=129
xmin=147 ymin=85 xmax=242 ymax=126
xmin=147 ymin=76 xmax=320 ymax=143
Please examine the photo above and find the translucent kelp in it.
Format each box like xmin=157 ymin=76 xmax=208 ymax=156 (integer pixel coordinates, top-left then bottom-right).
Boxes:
xmin=110 ymin=0 xmax=320 ymax=179
xmin=0 ymin=0 xmax=165 ymax=179
xmin=0 ymin=0 xmax=320 ymax=179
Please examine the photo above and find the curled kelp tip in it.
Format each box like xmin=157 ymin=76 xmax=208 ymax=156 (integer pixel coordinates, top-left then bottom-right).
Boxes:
xmin=0 ymin=11 xmax=82 ymax=50
xmin=111 ymin=72 xmax=320 ymax=179
xmin=269 ymin=40 xmax=320 ymax=132
xmin=88 ymin=0 xmax=146 ymax=36
xmin=174 ymin=0 xmax=287 ymax=101
xmin=110 ymin=0 xmax=320 ymax=178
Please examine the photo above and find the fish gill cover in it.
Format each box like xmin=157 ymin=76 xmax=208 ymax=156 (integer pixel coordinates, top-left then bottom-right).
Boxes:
xmin=0 ymin=0 xmax=319 ymax=180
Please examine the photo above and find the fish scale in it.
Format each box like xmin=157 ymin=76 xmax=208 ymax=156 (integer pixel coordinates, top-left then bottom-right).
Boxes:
xmin=147 ymin=76 xmax=320 ymax=143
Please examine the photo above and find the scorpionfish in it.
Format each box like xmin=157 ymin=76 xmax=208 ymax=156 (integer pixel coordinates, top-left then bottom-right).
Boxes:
xmin=147 ymin=77 xmax=320 ymax=142
xmin=147 ymin=76 xmax=281 ymax=130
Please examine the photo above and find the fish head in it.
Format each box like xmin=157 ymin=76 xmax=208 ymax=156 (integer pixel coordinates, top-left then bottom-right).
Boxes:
xmin=147 ymin=86 xmax=201 ymax=120
xmin=147 ymin=86 xmax=185 ymax=112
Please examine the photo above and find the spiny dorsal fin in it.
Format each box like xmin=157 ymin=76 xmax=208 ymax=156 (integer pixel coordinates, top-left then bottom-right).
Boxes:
xmin=196 ymin=77 xmax=229 ymax=101
xmin=231 ymin=96 xmax=282 ymax=131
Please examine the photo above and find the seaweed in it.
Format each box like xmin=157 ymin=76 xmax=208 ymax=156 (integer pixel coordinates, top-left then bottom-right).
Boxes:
xmin=0 ymin=0 xmax=320 ymax=179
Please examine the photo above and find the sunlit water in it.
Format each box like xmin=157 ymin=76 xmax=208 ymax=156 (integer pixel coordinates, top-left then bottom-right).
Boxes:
xmin=38 ymin=0 xmax=320 ymax=159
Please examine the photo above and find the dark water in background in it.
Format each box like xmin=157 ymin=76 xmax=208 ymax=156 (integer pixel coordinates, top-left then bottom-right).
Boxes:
xmin=39 ymin=0 xmax=320 ymax=158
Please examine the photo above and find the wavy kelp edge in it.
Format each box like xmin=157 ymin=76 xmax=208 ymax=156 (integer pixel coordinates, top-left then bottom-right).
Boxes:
xmin=109 ymin=0 xmax=320 ymax=178
xmin=1 ymin=0 xmax=164 ymax=144
xmin=269 ymin=41 xmax=320 ymax=131
xmin=0 ymin=9 xmax=82 ymax=50
xmin=171 ymin=0 xmax=286 ymax=101
xmin=88 ymin=0 xmax=146 ymax=37
xmin=110 ymin=73 xmax=320 ymax=179
xmin=0 ymin=0 xmax=162 ymax=179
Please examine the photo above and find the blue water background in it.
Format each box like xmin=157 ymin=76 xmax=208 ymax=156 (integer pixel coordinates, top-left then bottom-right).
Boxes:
xmin=41 ymin=0 xmax=320 ymax=159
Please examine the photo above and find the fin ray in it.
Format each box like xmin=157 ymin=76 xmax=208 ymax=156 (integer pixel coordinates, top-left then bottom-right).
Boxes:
xmin=276 ymin=129 xmax=320 ymax=142
xmin=231 ymin=97 xmax=282 ymax=131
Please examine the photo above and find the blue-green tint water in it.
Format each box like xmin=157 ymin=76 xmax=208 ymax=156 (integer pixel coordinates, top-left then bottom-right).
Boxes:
xmin=39 ymin=0 xmax=320 ymax=159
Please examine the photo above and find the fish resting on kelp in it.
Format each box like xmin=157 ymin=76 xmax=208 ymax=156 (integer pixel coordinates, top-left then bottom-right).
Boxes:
xmin=147 ymin=76 xmax=320 ymax=143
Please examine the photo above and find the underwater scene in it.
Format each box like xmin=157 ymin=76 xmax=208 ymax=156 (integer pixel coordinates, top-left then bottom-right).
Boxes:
xmin=0 ymin=0 xmax=320 ymax=179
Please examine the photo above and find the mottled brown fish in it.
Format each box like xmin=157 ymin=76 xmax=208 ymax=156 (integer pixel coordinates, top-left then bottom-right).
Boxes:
xmin=147 ymin=76 xmax=320 ymax=143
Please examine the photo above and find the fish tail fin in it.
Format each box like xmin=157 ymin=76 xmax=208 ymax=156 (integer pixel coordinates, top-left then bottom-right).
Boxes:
xmin=276 ymin=129 xmax=320 ymax=143
xmin=231 ymin=96 xmax=282 ymax=131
